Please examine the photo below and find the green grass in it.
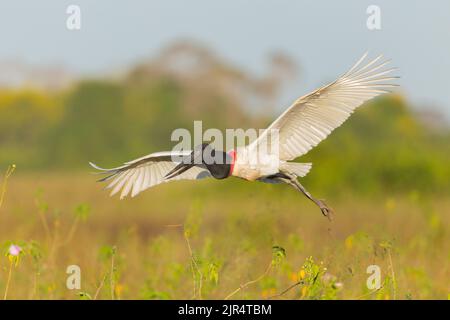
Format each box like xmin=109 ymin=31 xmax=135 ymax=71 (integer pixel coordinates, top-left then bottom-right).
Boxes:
xmin=0 ymin=171 xmax=448 ymax=299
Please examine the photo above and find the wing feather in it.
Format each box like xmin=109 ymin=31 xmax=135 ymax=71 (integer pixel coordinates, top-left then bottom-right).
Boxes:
xmin=249 ymin=53 xmax=398 ymax=161
xmin=90 ymin=150 xmax=211 ymax=199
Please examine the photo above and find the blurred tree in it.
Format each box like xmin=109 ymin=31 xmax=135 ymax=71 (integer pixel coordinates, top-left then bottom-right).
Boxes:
xmin=0 ymin=40 xmax=448 ymax=194
xmin=45 ymin=81 xmax=127 ymax=167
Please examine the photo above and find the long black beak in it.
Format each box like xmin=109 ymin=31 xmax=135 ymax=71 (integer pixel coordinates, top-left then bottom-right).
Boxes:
xmin=164 ymin=143 xmax=212 ymax=180
xmin=164 ymin=162 xmax=194 ymax=180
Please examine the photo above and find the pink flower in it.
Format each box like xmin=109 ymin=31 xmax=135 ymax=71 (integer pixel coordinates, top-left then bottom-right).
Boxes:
xmin=8 ymin=244 xmax=22 ymax=256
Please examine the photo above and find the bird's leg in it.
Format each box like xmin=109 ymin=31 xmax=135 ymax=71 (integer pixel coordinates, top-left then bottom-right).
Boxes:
xmin=294 ymin=180 xmax=334 ymax=220
xmin=278 ymin=173 xmax=334 ymax=220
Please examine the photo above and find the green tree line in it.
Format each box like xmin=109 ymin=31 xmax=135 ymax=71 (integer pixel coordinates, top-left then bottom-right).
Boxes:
xmin=0 ymin=42 xmax=449 ymax=194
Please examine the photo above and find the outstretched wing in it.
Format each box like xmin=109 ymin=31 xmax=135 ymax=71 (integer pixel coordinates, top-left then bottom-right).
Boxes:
xmin=90 ymin=151 xmax=211 ymax=199
xmin=249 ymin=53 xmax=398 ymax=161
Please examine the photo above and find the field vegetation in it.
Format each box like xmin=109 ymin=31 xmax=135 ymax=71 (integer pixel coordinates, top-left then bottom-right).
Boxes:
xmin=0 ymin=41 xmax=448 ymax=299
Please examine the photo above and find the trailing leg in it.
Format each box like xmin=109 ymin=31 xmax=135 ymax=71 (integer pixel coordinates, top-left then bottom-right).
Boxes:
xmin=276 ymin=172 xmax=334 ymax=220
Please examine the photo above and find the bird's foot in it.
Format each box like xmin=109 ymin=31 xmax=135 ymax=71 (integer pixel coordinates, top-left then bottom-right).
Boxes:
xmin=317 ymin=199 xmax=334 ymax=221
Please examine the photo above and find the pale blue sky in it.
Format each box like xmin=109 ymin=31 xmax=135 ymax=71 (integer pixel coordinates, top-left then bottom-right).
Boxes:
xmin=1 ymin=1 xmax=449 ymax=118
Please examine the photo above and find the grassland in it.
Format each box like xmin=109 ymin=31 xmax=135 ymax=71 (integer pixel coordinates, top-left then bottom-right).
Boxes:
xmin=1 ymin=40 xmax=449 ymax=300
xmin=0 ymin=170 xmax=448 ymax=300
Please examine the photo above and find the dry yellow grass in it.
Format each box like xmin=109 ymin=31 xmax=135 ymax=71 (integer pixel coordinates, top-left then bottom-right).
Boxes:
xmin=0 ymin=172 xmax=448 ymax=299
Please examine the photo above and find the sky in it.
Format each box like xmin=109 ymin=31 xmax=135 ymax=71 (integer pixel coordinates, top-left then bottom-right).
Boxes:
xmin=1 ymin=1 xmax=449 ymax=119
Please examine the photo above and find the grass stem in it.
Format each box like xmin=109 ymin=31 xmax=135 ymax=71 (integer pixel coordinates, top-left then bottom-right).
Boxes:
xmin=0 ymin=164 xmax=16 ymax=212
xmin=3 ymin=260 xmax=14 ymax=300
xmin=224 ymin=262 xmax=272 ymax=300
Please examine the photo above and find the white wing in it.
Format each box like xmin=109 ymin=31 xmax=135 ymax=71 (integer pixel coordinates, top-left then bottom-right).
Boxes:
xmin=90 ymin=151 xmax=211 ymax=199
xmin=249 ymin=53 xmax=398 ymax=161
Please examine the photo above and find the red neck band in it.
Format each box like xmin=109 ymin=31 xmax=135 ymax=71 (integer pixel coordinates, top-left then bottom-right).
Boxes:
xmin=228 ymin=150 xmax=236 ymax=176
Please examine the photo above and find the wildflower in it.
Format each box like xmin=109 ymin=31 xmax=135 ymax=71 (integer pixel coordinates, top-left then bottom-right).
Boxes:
xmin=322 ymin=272 xmax=336 ymax=283
xmin=333 ymin=282 xmax=344 ymax=289
xmin=300 ymin=286 xmax=309 ymax=299
xmin=115 ymin=284 xmax=124 ymax=298
xmin=8 ymin=244 xmax=21 ymax=256
xmin=3 ymin=243 xmax=23 ymax=299
xmin=261 ymin=288 xmax=276 ymax=299
xmin=289 ymin=272 xmax=298 ymax=282
xmin=6 ymin=244 xmax=23 ymax=267
xmin=299 ymin=269 xmax=306 ymax=280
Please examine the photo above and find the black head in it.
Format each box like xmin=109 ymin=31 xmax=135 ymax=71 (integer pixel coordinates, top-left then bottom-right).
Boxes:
xmin=164 ymin=143 xmax=232 ymax=180
xmin=199 ymin=144 xmax=231 ymax=180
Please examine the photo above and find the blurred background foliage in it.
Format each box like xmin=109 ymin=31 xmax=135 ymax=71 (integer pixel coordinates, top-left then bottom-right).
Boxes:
xmin=0 ymin=41 xmax=449 ymax=195
xmin=0 ymin=40 xmax=449 ymax=300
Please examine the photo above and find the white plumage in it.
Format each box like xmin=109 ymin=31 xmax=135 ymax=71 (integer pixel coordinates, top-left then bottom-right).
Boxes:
xmin=247 ymin=52 xmax=397 ymax=161
xmin=91 ymin=53 xmax=397 ymax=218
xmin=90 ymin=151 xmax=210 ymax=199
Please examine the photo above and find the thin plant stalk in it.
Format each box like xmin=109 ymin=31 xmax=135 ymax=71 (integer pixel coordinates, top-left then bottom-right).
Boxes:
xmin=0 ymin=164 xmax=16 ymax=212
xmin=224 ymin=262 xmax=272 ymax=300
xmin=3 ymin=260 xmax=14 ymax=300
xmin=110 ymin=248 xmax=116 ymax=300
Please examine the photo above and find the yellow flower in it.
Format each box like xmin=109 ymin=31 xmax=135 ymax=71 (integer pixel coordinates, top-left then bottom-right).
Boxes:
xmin=290 ymin=272 xmax=298 ymax=282
xmin=300 ymin=286 xmax=308 ymax=299
xmin=115 ymin=284 xmax=124 ymax=298
xmin=261 ymin=288 xmax=276 ymax=299
xmin=345 ymin=235 xmax=354 ymax=250
xmin=299 ymin=269 xmax=306 ymax=280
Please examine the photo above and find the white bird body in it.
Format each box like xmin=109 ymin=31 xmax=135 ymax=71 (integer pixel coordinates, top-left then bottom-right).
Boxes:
xmin=91 ymin=53 xmax=397 ymax=218
xmin=230 ymin=147 xmax=280 ymax=181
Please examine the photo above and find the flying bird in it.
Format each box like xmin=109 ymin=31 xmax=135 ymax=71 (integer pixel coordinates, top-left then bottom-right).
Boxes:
xmin=90 ymin=53 xmax=397 ymax=219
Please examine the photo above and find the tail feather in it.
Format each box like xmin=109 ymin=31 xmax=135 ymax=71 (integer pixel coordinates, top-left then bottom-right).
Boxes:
xmin=280 ymin=162 xmax=312 ymax=177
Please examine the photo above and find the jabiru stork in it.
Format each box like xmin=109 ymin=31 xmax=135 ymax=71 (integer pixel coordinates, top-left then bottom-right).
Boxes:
xmin=90 ymin=53 xmax=397 ymax=219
